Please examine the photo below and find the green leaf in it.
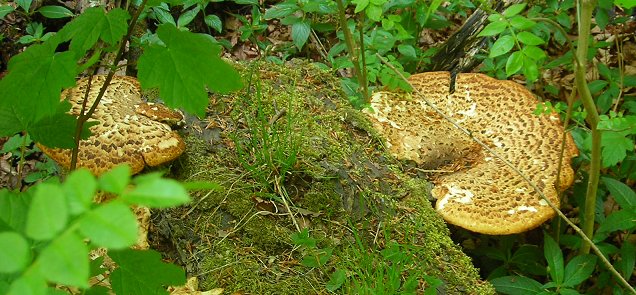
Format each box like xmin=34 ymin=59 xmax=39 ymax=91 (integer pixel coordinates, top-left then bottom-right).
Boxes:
xmin=291 ymin=20 xmax=311 ymax=49
xmin=616 ymin=0 xmax=636 ymax=9
xmin=397 ymin=44 xmax=417 ymax=59
xmin=600 ymin=131 xmax=633 ymax=167
xmin=502 ymin=3 xmax=527 ymax=18
xmin=326 ymin=269 xmax=346 ymax=292
xmin=618 ymin=242 xmax=635 ymax=280
xmin=522 ymin=56 xmax=539 ymax=82
xmin=37 ymin=5 xmax=74 ymax=18
xmin=27 ymin=109 xmax=82 ymax=148
xmin=58 ymin=7 xmax=129 ymax=55
xmin=110 ymin=249 xmax=186 ymax=294
xmin=602 ymin=177 xmax=636 ymax=209
xmin=0 ymin=41 xmax=77 ymax=136
xmin=509 ymin=15 xmax=536 ymax=30
xmin=263 ymin=3 xmax=299 ymax=19
xmin=38 ymin=232 xmax=89 ymax=288
xmin=544 ymin=234 xmax=564 ymax=285
xmin=78 ymin=201 xmax=138 ymax=249
xmin=153 ymin=6 xmax=176 ymax=26
xmin=352 ymin=0 xmax=369 ymax=13
xmin=562 ymin=255 xmax=597 ymax=287
xmin=0 ymin=232 xmax=30 ymax=273
xmin=0 ymin=189 xmax=31 ymax=233
xmin=138 ymin=24 xmax=243 ymax=117
xmin=177 ymin=6 xmax=199 ymax=28
xmin=489 ymin=35 xmax=515 ymax=58
xmin=596 ymin=209 xmax=636 ymax=233
xmin=16 ymin=0 xmax=32 ymax=12
xmin=478 ymin=21 xmax=508 ymax=37
xmin=521 ymin=45 xmax=546 ymax=61
xmin=291 ymin=228 xmax=316 ymax=248
xmin=517 ymin=31 xmax=545 ymax=45
xmin=0 ymin=5 xmax=15 ymax=19
xmin=204 ymin=14 xmax=222 ymax=32
xmin=98 ymin=164 xmax=131 ymax=194
xmin=26 ymin=183 xmax=68 ymax=240
xmin=490 ymin=276 xmax=544 ymax=295
xmin=301 ymin=248 xmax=332 ymax=267
xmin=64 ymin=168 xmax=97 ymax=215
xmin=7 ymin=271 xmax=47 ymax=295
xmin=122 ymin=178 xmax=189 ymax=208
xmin=506 ymin=51 xmax=523 ymax=76
xmin=366 ymin=4 xmax=382 ymax=22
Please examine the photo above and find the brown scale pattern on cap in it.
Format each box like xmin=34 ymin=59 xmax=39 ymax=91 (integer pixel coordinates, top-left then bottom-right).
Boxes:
xmin=37 ymin=75 xmax=186 ymax=175
xmin=364 ymin=72 xmax=578 ymax=235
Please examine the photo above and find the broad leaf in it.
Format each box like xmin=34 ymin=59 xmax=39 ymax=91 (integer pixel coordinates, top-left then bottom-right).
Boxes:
xmin=478 ymin=21 xmax=508 ymax=37
xmin=618 ymin=242 xmax=635 ymax=280
xmin=489 ymin=35 xmax=515 ymax=58
xmin=264 ymin=2 xmax=299 ymax=19
xmin=596 ymin=209 xmax=636 ymax=234
xmin=7 ymin=271 xmax=47 ymax=295
xmin=506 ymin=51 xmax=523 ymax=76
xmin=0 ymin=189 xmax=31 ymax=232
xmin=602 ymin=177 xmax=636 ymax=209
xmin=544 ymin=234 xmax=564 ymax=285
xmin=57 ymin=7 xmax=129 ymax=55
xmin=600 ymin=131 xmax=633 ymax=167
xmin=122 ymin=178 xmax=190 ymax=208
xmin=0 ymin=232 xmax=30 ymax=273
xmin=291 ymin=20 xmax=311 ymax=49
xmin=38 ymin=5 xmax=74 ymax=18
xmin=110 ymin=249 xmax=186 ymax=295
xmin=502 ymin=3 xmax=527 ymax=17
xmin=38 ymin=232 xmax=89 ymax=287
xmin=98 ymin=164 xmax=131 ymax=194
xmin=138 ymin=24 xmax=243 ymax=117
xmin=78 ymin=201 xmax=138 ymax=249
xmin=490 ymin=276 xmax=544 ymax=295
xmin=517 ymin=31 xmax=545 ymax=45
xmin=562 ymin=255 xmax=597 ymax=287
xmin=26 ymin=183 xmax=68 ymax=240
xmin=64 ymin=168 xmax=97 ymax=215
xmin=0 ymin=5 xmax=15 ymax=19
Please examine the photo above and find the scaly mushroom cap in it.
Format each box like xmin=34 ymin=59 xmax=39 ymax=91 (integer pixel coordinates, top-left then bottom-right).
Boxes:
xmin=365 ymin=72 xmax=578 ymax=235
xmin=37 ymin=75 xmax=186 ymax=175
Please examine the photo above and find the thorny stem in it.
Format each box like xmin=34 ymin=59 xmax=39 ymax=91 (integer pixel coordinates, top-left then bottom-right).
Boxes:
xmin=70 ymin=0 xmax=149 ymax=170
xmin=378 ymin=54 xmax=635 ymax=294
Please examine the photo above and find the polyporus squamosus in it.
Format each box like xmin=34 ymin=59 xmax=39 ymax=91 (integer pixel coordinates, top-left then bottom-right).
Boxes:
xmin=365 ymin=72 xmax=578 ymax=235
xmin=37 ymin=75 xmax=185 ymax=176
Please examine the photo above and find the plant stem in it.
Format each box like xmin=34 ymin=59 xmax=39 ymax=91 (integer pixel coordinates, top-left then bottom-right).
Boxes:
xmin=70 ymin=0 xmax=149 ymax=170
xmin=335 ymin=0 xmax=367 ymax=102
xmin=575 ymin=0 xmax=601 ymax=255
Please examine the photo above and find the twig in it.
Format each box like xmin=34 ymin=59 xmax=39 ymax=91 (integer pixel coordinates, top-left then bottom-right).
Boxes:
xmin=377 ymin=54 xmax=635 ymax=294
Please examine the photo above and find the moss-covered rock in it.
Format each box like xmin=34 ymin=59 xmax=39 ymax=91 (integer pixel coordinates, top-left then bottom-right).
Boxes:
xmin=150 ymin=60 xmax=495 ymax=294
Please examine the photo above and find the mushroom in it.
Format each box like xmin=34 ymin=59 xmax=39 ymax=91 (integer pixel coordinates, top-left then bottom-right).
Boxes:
xmin=365 ymin=72 xmax=578 ymax=235
xmin=37 ymin=75 xmax=186 ymax=175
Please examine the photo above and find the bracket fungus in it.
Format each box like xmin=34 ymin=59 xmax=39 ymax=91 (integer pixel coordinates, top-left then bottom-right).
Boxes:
xmin=365 ymin=72 xmax=578 ymax=235
xmin=37 ymin=75 xmax=186 ymax=175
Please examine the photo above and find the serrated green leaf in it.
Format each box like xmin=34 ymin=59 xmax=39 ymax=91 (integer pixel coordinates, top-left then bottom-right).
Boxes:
xmin=204 ymin=14 xmax=222 ymax=32
xmin=177 ymin=6 xmax=199 ymax=28
xmin=26 ymin=183 xmax=68 ymax=240
xmin=78 ymin=201 xmax=138 ymax=249
xmin=502 ymin=3 xmax=527 ymax=18
xmin=291 ymin=20 xmax=311 ymax=49
xmin=602 ymin=177 xmax=636 ymax=209
xmin=478 ymin=21 xmax=508 ymax=37
xmin=490 ymin=276 xmax=544 ymax=295
xmin=27 ymin=109 xmax=84 ymax=148
xmin=506 ymin=51 xmax=523 ymax=76
xmin=57 ymin=7 xmax=129 ymax=55
xmin=517 ymin=31 xmax=545 ymax=45
xmin=64 ymin=168 xmax=97 ymax=215
xmin=563 ymin=255 xmax=597 ymax=287
xmin=600 ymin=131 xmax=633 ymax=167
xmin=0 ymin=5 xmax=15 ymax=19
xmin=110 ymin=249 xmax=186 ymax=294
xmin=38 ymin=232 xmax=89 ymax=287
xmin=544 ymin=234 xmax=564 ymax=285
xmin=98 ymin=164 xmax=131 ymax=194
xmin=122 ymin=178 xmax=189 ymax=208
xmin=0 ymin=41 xmax=77 ymax=136
xmin=326 ymin=269 xmax=346 ymax=292
xmin=137 ymin=24 xmax=243 ymax=117
xmin=38 ymin=5 xmax=74 ymax=18
xmin=0 ymin=232 xmax=30 ymax=273
xmin=263 ymin=3 xmax=299 ymax=19
xmin=489 ymin=35 xmax=515 ymax=58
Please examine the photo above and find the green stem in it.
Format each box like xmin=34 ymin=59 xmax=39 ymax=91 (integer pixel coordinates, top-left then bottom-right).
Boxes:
xmin=335 ymin=0 xmax=366 ymax=102
xmin=70 ymin=0 xmax=149 ymax=170
xmin=575 ymin=0 xmax=601 ymax=255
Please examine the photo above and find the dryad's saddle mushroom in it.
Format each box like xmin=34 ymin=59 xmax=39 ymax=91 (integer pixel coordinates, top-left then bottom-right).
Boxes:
xmin=365 ymin=72 xmax=578 ymax=235
xmin=37 ymin=75 xmax=186 ymax=175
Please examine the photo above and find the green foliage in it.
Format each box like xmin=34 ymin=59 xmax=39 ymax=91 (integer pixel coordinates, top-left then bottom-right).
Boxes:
xmin=0 ymin=166 xmax=190 ymax=294
xmin=110 ymin=249 xmax=186 ymax=294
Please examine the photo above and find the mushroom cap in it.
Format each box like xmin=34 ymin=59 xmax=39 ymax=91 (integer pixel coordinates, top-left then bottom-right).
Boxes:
xmin=365 ymin=72 xmax=578 ymax=235
xmin=37 ymin=75 xmax=186 ymax=175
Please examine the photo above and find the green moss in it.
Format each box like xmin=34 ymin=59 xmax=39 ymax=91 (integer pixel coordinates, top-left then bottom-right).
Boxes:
xmin=155 ymin=60 xmax=495 ymax=294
